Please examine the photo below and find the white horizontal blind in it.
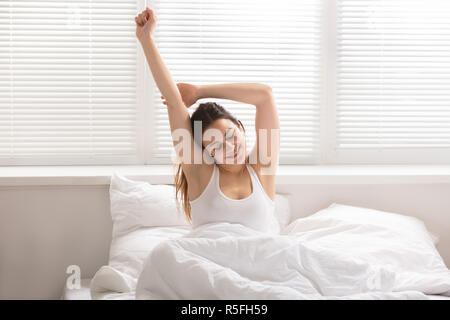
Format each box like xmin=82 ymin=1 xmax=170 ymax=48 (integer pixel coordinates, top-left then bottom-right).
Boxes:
xmin=0 ymin=0 xmax=140 ymax=165
xmin=335 ymin=0 xmax=450 ymax=163
xmin=150 ymin=0 xmax=323 ymax=164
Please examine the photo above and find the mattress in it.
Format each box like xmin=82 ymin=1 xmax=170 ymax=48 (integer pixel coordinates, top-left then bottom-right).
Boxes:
xmin=61 ymin=278 xmax=450 ymax=300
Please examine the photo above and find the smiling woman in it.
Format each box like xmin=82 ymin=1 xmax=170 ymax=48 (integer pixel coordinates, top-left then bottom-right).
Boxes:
xmin=135 ymin=7 xmax=280 ymax=227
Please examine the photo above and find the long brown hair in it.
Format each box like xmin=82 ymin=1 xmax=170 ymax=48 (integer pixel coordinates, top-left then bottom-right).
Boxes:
xmin=174 ymin=102 xmax=245 ymax=223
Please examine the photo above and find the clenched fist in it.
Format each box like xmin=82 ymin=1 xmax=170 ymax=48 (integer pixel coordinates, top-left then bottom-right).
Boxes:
xmin=135 ymin=7 xmax=157 ymax=42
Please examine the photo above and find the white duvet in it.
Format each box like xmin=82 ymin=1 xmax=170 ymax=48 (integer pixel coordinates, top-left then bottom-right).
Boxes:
xmin=91 ymin=203 xmax=450 ymax=300
xmin=135 ymin=221 xmax=450 ymax=300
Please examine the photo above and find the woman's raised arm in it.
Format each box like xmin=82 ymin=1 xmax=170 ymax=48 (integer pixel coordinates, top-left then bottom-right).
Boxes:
xmin=135 ymin=8 xmax=183 ymax=106
xmin=135 ymin=8 xmax=201 ymax=176
xmin=196 ymin=83 xmax=272 ymax=106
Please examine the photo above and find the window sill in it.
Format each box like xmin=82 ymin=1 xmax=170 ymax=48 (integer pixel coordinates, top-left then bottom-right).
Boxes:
xmin=0 ymin=165 xmax=450 ymax=186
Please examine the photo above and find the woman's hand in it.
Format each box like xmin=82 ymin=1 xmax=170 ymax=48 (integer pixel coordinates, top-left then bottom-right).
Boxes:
xmin=135 ymin=7 xmax=157 ymax=43
xmin=161 ymin=83 xmax=199 ymax=108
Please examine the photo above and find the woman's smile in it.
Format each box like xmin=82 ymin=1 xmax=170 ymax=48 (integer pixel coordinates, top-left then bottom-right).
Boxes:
xmin=225 ymin=145 xmax=240 ymax=160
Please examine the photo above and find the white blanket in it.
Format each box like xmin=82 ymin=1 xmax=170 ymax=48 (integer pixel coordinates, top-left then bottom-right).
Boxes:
xmin=135 ymin=221 xmax=450 ymax=300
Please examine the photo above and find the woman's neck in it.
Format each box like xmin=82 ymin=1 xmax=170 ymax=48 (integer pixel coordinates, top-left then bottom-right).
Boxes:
xmin=217 ymin=163 xmax=247 ymax=176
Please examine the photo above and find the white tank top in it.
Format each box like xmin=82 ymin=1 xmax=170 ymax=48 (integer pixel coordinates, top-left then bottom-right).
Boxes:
xmin=189 ymin=163 xmax=277 ymax=233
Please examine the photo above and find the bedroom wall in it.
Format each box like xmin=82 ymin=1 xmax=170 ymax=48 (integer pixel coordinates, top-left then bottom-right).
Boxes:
xmin=0 ymin=183 xmax=449 ymax=299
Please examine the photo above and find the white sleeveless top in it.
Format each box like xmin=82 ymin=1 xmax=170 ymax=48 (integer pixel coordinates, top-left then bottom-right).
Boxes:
xmin=189 ymin=163 xmax=276 ymax=233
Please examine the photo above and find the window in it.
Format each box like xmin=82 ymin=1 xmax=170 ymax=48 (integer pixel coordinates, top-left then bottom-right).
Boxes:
xmin=0 ymin=0 xmax=141 ymax=165
xmin=2 ymin=0 xmax=449 ymax=166
xmin=332 ymin=0 xmax=450 ymax=164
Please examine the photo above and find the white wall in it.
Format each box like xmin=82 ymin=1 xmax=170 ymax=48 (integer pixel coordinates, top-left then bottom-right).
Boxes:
xmin=1 ymin=183 xmax=449 ymax=299
xmin=0 ymin=185 xmax=112 ymax=299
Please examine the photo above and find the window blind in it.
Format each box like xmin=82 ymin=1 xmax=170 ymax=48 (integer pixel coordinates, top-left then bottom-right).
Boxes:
xmin=0 ymin=0 xmax=139 ymax=165
xmin=335 ymin=0 xmax=450 ymax=162
xmin=150 ymin=0 xmax=323 ymax=164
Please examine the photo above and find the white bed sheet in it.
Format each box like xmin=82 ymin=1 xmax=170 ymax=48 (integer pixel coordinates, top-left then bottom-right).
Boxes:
xmin=61 ymin=278 xmax=450 ymax=300
xmin=61 ymin=278 xmax=134 ymax=300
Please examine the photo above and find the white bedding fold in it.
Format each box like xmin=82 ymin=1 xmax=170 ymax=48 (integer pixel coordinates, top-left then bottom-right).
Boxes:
xmin=135 ymin=222 xmax=450 ymax=300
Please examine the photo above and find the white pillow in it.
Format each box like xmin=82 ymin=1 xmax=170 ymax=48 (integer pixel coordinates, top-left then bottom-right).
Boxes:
xmin=109 ymin=172 xmax=190 ymax=237
xmin=281 ymin=203 xmax=448 ymax=294
xmin=297 ymin=203 xmax=438 ymax=244
xmin=282 ymin=202 xmax=439 ymax=244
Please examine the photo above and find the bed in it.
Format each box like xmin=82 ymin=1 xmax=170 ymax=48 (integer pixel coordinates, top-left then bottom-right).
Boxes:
xmin=61 ymin=172 xmax=450 ymax=300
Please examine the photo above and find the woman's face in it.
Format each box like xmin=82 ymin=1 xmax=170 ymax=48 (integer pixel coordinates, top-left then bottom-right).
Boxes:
xmin=202 ymin=118 xmax=246 ymax=164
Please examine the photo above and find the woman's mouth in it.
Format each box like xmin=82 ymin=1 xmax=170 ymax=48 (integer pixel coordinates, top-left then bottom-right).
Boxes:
xmin=226 ymin=152 xmax=237 ymax=159
xmin=226 ymin=149 xmax=239 ymax=160
xmin=233 ymin=146 xmax=241 ymax=159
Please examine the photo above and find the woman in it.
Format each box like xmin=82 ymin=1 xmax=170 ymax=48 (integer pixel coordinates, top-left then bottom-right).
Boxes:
xmin=135 ymin=8 xmax=280 ymax=233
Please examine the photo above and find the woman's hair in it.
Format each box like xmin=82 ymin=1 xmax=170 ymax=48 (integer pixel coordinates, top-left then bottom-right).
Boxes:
xmin=174 ymin=102 xmax=245 ymax=223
